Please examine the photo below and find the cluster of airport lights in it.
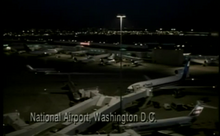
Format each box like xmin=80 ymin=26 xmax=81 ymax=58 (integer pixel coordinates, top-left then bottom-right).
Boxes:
xmin=177 ymin=45 xmax=185 ymax=48
xmin=4 ymin=29 xmax=197 ymax=37
xmin=19 ymin=28 xmax=181 ymax=33
xmin=134 ymin=43 xmax=147 ymax=46
xmin=175 ymin=45 xmax=185 ymax=50
xmin=18 ymin=28 xmax=192 ymax=33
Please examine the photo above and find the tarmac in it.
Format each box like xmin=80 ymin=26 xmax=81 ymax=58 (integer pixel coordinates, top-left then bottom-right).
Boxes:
xmin=3 ymin=53 xmax=219 ymax=135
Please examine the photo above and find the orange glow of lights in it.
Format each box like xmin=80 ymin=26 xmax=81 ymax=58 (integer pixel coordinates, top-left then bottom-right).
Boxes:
xmin=80 ymin=42 xmax=90 ymax=46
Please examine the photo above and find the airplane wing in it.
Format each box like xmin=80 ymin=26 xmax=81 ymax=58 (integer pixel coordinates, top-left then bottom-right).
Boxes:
xmin=35 ymin=68 xmax=57 ymax=71
xmin=81 ymin=57 xmax=95 ymax=63
xmin=157 ymin=130 xmax=185 ymax=136
xmin=159 ymin=86 xmax=215 ymax=89
xmin=123 ymin=55 xmax=141 ymax=60
xmin=45 ymin=72 xmax=118 ymax=75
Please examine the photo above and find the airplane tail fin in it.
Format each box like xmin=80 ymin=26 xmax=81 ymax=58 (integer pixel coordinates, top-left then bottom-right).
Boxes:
xmin=188 ymin=101 xmax=217 ymax=117
xmin=181 ymin=58 xmax=191 ymax=79
xmin=26 ymin=65 xmax=35 ymax=71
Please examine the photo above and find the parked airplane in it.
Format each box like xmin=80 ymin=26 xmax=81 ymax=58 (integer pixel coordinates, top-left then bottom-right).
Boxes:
xmin=127 ymin=59 xmax=191 ymax=91
xmin=29 ymin=49 xmax=58 ymax=56
xmin=71 ymin=53 xmax=111 ymax=63
xmin=118 ymin=55 xmax=143 ymax=67
xmin=100 ymin=54 xmax=116 ymax=65
xmin=26 ymin=65 xmax=60 ymax=74
xmin=187 ymin=55 xmax=219 ymax=66
xmin=81 ymin=53 xmax=111 ymax=63
xmin=6 ymin=43 xmax=32 ymax=53
xmin=70 ymin=50 xmax=88 ymax=56
xmin=120 ymin=101 xmax=217 ymax=132
xmin=26 ymin=64 xmax=118 ymax=76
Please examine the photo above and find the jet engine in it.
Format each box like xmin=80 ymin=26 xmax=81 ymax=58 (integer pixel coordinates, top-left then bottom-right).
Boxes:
xmin=174 ymin=69 xmax=183 ymax=75
xmin=203 ymin=59 xmax=209 ymax=66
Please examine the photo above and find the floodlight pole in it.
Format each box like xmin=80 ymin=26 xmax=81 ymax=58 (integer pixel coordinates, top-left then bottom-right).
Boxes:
xmin=117 ymin=15 xmax=126 ymax=115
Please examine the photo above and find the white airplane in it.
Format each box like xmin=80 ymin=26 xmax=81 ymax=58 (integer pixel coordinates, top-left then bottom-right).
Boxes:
xmin=29 ymin=49 xmax=58 ymax=56
xmin=120 ymin=55 xmax=143 ymax=66
xmin=70 ymin=50 xmax=88 ymax=56
xmin=120 ymin=101 xmax=217 ymax=132
xmin=71 ymin=53 xmax=111 ymax=63
xmin=183 ymin=53 xmax=191 ymax=56
xmin=99 ymin=54 xmax=116 ymax=65
xmin=188 ymin=55 xmax=219 ymax=66
xmin=127 ymin=59 xmax=191 ymax=91
xmin=5 ymin=43 xmax=32 ymax=53
xmin=26 ymin=65 xmax=60 ymax=74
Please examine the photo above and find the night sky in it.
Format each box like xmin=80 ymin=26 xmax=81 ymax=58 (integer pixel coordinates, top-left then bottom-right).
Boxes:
xmin=3 ymin=0 xmax=219 ymax=30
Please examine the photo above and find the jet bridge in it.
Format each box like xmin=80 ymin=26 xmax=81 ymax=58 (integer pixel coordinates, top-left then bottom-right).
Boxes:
xmin=50 ymin=129 xmax=140 ymax=136
xmin=6 ymin=87 xmax=152 ymax=136
xmin=56 ymin=88 xmax=152 ymax=135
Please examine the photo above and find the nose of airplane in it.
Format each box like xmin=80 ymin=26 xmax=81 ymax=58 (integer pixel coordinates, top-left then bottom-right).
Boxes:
xmin=127 ymin=86 xmax=133 ymax=90
xmin=75 ymin=97 xmax=81 ymax=101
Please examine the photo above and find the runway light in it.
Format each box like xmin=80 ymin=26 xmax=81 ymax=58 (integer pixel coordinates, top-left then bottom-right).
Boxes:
xmin=44 ymin=88 xmax=47 ymax=91
xmin=191 ymin=78 xmax=194 ymax=81
xmin=213 ymin=86 xmax=215 ymax=88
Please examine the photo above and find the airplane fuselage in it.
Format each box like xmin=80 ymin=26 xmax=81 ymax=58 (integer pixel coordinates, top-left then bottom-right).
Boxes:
xmin=187 ymin=55 xmax=218 ymax=66
xmin=122 ymin=116 xmax=194 ymax=132
xmin=29 ymin=49 xmax=58 ymax=56
xmin=32 ymin=68 xmax=58 ymax=74
xmin=127 ymin=74 xmax=182 ymax=90
xmin=73 ymin=53 xmax=111 ymax=62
